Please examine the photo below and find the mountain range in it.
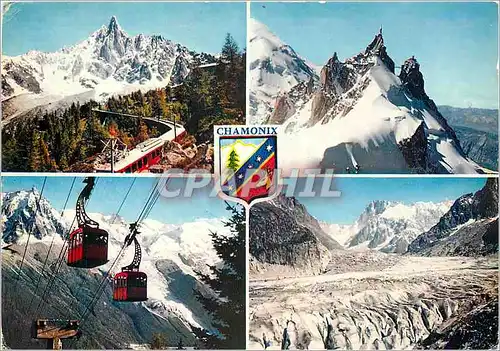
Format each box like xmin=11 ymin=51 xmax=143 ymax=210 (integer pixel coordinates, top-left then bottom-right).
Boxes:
xmin=1 ymin=188 xmax=228 ymax=348
xmin=249 ymin=19 xmax=490 ymax=174
xmin=250 ymin=178 xmax=498 ymax=272
xmin=408 ymin=177 xmax=498 ymax=256
xmin=321 ymin=200 xmax=452 ymax=253
xmin=1 ymin=16 xmax=215 ymax=121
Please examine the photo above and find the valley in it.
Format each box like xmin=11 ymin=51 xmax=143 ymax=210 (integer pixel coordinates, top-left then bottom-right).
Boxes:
xmin=249 ymin=178 xmax=498 ymax=349
xmin=249 ymin=255 xmax=498 ymax=350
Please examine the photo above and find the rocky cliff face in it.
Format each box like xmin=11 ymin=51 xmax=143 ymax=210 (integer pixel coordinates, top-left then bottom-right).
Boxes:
xmin=249 ymin=195 xmax=341 ymax=274
xmin=417 ymin=299 xmax=498 ymax=350
xmin=453 ymin=126 xmax=498 ymax=171
xmin=264 ymin=28 xmax=481 ymax=174
xmin=408 ymin=178 xmax=499 ymax=255
xmin=398 ymin=57 xmax=464 ymax=156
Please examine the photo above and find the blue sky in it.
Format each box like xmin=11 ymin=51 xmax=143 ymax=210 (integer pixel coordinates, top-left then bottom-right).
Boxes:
xmin=2 ymin=176 xmax=489 ymax=225
xmin=252 ymin=2 xmax=498 ymax=109
xmin=2 ymin=2 xmax=246 ymax=56
xmin=286 ymin=177 xmax=488 ymax=224
xmin=2 ymin=176 xmax=229 ymax=224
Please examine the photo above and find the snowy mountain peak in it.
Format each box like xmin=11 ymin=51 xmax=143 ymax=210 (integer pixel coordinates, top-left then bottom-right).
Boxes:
xmin=360 ymin=200 xmax=394 ymax=218
xmin=249 ymin=18 xmax=286 ymax=53
xmin=249 ymin=18 xmax=318 ymax=124
xmin=2 ymin=18 xmax=216 ymax=119
xmin=270 ymin=27 xmax=482 ymax=173
xmin=321 ymin=200 xmax=451 ymax=253
xmin=1 ymin=190 xmax=66 ymax=243
xmin=108 ymin=15 xmax=121 ymax=33
xmin=408 ymin=178 xmax=499 ymax=255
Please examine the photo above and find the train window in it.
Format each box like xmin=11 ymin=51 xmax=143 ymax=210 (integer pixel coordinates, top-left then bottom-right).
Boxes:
xmin=125 ymin=167 xmax=131 ymax=173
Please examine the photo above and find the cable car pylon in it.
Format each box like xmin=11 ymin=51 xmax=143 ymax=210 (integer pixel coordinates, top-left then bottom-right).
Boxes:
xmin=32 ymin=319 xmax=81 ymax=350
xmin=67 ymin=177 xmax=109 ymax=268
xmin=113 ymin=223 xmax=148 ymax=302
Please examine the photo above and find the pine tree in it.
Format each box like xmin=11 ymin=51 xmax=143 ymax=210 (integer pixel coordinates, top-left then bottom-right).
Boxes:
xmin=136 ymin=119 xmax=149 ymax=144
xmin=191 ymin=203 xmax=246 ymax=349
xmin=28 ymin=131 xmax=43 ymax=171
xmin=39 ymin=136 xmax=52 ymax=171
xmin=158 ymin=88 xmax=168 ymax=120
xmin=151 ymin=90 xmax=162 ymax=118
xmin=151 ymin=333 xmax=167 ymax=349
xmin=221 ymin=33 xmax=239 ymax=64
xmin=2 ymin=137 xmax=21 ymax=171
xmin=226 ymin=148 xmax=240 ymax=173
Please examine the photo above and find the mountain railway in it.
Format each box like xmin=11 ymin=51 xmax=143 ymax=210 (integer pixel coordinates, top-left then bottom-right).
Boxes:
xmin=92 ymin=109 xmax=187 ymax=173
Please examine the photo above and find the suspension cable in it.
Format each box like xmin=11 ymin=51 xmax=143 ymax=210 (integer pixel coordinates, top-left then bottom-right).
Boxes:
xmin=111 ymin=178 xmax=136 ymax=224
xmin=27 ymin=177 xmax=76 ymax=315
xmin=76 ymin=177 xmax=145 ymax=323
xmin=78 ymin=178 xmax=164 ymax=328
xmin=14 ymin=177 xmax=47 ymax=290
xmin=33 ymin=217 xmax=76 ymax=317
xmin=33 ymin=177 xmax=102 ymax=317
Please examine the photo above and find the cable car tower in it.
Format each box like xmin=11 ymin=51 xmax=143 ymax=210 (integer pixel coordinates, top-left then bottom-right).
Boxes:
xmin=32 ymin=319 xmax=81 ymax=350
xmin=97 ymin=134 xmax=128 ymax=173
xmin=113 ymin=223 xmax=148 ymax=302
xmin=67 ymin=177 xmax=109 ymax=268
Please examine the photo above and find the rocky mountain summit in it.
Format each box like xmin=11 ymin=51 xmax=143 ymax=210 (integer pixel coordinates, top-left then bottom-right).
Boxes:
xmin=249 ymin=195 xmax=341 ymax=275
xmin=251 ymin=23 xmax=483 ymax=174
xmin=1 ymin=16 xmax=215 ymax=119
xmin=408 ymin=178 xmax=498 ymax=256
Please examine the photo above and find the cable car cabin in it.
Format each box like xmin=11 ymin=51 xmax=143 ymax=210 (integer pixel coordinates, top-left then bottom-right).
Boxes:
xmin=67 ymin=227 xmax=108 ymax=268
xmin=113 ymin=271 xmax=147 ymax=302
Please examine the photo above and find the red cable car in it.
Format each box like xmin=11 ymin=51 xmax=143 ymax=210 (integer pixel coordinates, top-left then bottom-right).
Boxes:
xmin=66 ymin=177 xmax=109 ymax=269
xmin=113 ymin=226 xmax=148 ymax=302
xmin=67 ymin=226 xmax=108 ymax=268
xmin=113 ymin=271 xmax=147 ymax=301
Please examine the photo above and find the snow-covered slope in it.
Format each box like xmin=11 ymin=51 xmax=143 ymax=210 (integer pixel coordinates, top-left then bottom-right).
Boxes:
xmin=248 ymin=18 xmax=318 ymax=124
xmin=1 ymin=188 xmax=229 ymax=330
xmin=1 ymin=16 xmax=214 ymax=120
xmin=251 ymin=26 xmax=484 ymax=174
xmin=1 ymin=189 xmax=66 ymax=243
xmin=321 ymin=200 xmax=452 ymax=253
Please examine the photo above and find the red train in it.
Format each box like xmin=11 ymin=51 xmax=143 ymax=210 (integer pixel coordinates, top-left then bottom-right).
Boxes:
xmin=95 ymin=126 xmax=187 ymax=173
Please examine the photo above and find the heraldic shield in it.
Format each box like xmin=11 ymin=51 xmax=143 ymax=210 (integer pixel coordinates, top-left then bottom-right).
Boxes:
xmin=217 ymin=126 xmax=278 ymax=205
